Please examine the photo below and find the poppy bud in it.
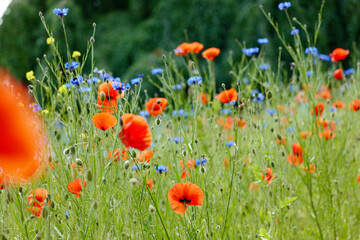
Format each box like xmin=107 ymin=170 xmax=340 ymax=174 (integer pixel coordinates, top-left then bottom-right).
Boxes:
xmin=75 ymin=158 xmax=83 ymax=166
xmin=100 ymin=91 xmax=106 ymax=102
xmin=221 ymin=83 xmax=225 ymax=88
xmin=266 ymin=91 xmax=272 ymax=99
xmin=144 ymin=163 xmax=150 ymax=169
xmin=93 ymin=22 xmax=96 ymax=28
xmin=149 ymin=204 xmax=155 ymax=213
xmin=155 ymin=118 xmax=161 ymax=125
xmin=182 ymin=150 xmax=187 ymax=157
xmin=92 ymin=201 xmax=98 ymax=210
xmin=200 ymin=166 xmax=206 ymax=173
xmin=90 ymin=37 xmax=95 ymax=43
xmin=42 ymin=206 xmax=49 ymax=219
xmin=86 ymin=170 xmax=93 ymax=182
xmin=124 ymin=160 xmax=130 ymax=169
xmin=50 ymin=201 xmax=55 ymax=209
xmin=67 ymin=106 xmax=72 ymax=112
xmin=130 ymin=178 xmax=138 ymax=186
xmin=43 ymin=54 xmax=47 ymax=59
xmin=36 ymin=58 xmax=40 ymax=63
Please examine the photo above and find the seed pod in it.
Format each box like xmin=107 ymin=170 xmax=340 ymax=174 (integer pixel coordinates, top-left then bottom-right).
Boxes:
xmin=75 ymin=158 xmax=83 ymax=166
xmin=155 ymin=118 xmax=161 ymax=125
xmin=149 ymin=204 xmax=156 ymax=213
xmin=124 ymin=160 xmax=130 ymax=169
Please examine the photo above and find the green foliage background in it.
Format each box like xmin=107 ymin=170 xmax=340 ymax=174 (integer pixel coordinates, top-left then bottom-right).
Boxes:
xmin=0 ymin=0 xmax=359 ymax=84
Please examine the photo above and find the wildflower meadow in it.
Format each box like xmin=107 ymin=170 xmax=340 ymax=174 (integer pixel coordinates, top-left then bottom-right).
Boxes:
xmin=1 ymin=2 xmax=360 ymax=239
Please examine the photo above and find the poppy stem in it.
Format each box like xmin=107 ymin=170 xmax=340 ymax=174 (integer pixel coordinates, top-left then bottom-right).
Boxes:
xmin=146 ymin=187 xmax=171 ymax=240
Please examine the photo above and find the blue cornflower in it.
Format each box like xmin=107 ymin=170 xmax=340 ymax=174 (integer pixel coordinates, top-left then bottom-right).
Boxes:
xmin=221 ymin=109 xmax=232 ymax=114
xmin=318 ymin=54 xmax=331 ymax=62
xmin=330 ymin=106 xmax=337 ymax=112
xmin=242 ymin=47 xmax=259 ymax=57
xmin=257 ymin=38 xmax=269 ymax=45
xmin=65 ymin=210 xmax=70 ymax=219
xmin=268 ymin=109 xmax=277 ymax=115
xmin=172 ymin=137 xmax=184 ymax=143
xmin=111 ymin=82 xmax=123 ymax=91
xmin=344 ymin=68 xmax=355 ymax=76
xmin=305 ymin=47 xmax=318 ymax=56
xmin=306 ymin=71 xmax=312 ymax=76
xmin=152 ymin=68 xmax=163 ymax=75
xmin=53 ymin=8 xmax=69 ymax=17
xmin=195 ymin=157 xmax=207 ymax=166
xmin=172 ymin=84 xmax=182 ymax=90
xmin=173 ymin=109 xmax=185 ymax=117
xmin=156 ymin=165 xmax=167 ymax=173
xmin=187 ymin=76 xmax=202 ymax=85
xmin=99 ymin=72 xmax=111 ymax=80
xmin=29 ymin=103 xmax=42 ymax=112
xmin=70 ymin=76 xmax=83 ymax=86
xmin=133 ymin=165 xmax=140 ymax=171
xmin=287 ymin=126 xmax=294 ymax=133
xmin=225 ymin=141 xmax=235 ymax=147
xmin=278 ymin=2 xmax=291 ymax=10
xmin=113 ymin=77 xmax=121 ymax=82
xmin=139 ymin=111 xmax=150 ymax=117
xmin=290 ymin=29 xmax=300 ymax=35
xmin=65 ymin=61 xmax=79 ymax=69
xmin=259 ymin=63 xmax=270 ymax=70
xmin=224 ymin=101 xmax=236 ymax=106
xmin=131 ymin=77 xmax=141 ymax=85
xmin=251 ymin=90 xmax=265 ymax=103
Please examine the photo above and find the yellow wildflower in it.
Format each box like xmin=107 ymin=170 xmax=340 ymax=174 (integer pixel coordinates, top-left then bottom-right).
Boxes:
xmin=58 ymin=85 xmax=68 ymax=97
xmin=26 ymin=70 xmax=35 ymax=81
xmin=42 ymin=110 xmax=49 ymax=115
xmin=72 ymin=51 xmax=81 ymax=58
xmin=46 ymin=37 xmax=55 ymax=45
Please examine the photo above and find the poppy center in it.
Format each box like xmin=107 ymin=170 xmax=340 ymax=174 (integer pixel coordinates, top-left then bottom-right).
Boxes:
xmin=179 ymin=198 xmax=191 ymax=203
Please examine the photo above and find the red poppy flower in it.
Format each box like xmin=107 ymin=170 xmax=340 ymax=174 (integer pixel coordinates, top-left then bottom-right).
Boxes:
xmin=0 ymin=73 xmax=46 ymax=185
xmin=97 ymin=82 xmax=120 ymax=113
xmin=319 ymin=129 xmax=336 ymax=140
xmin=188 ymin=42 xmax=204 ymax=54
xmin=329 ymin=48 xmax=349 ymax=62
xmin=146 ymin=179 xmax=154 ymax=189
xmin=92 ymin=113 xmax=117 ymax=130
xmin=67 ymin=178 xmax=85 ymax=198
xmin=118 ymin=114 xmax=152 ymax=151
xmin=146 ymin=98 xmax=168 ymax=116
xmin=179 ymin=159 xmax=195 ymax=179
xmin=107 ymin=148 xmax=128 ymax=162
xmin=313 ymin=102 xmax=324 ymax=116
xmin=237 ymin=117 xmax=246 ymax=129
xmin=199 ymin=93 xmax=209 ymax=104
xmin=332 ymin=101 xmax=344 ymax=109
xmin=261 ymin=168 xmax=275 ymax=185
xmin=98 ymin=81 xmax=120 ymax=99
xmin=349 ymin=99 xmax=360 ymax=111
xmin=168 ymin=182 xmax=204 ymax=214
xmin=276 ymin=136 xmax=286 ymax=146
xmin=202 ymin=47 xmax=220 ymax=61
xmin=216 ymin=88 xmax=237 ymax=104
xmin=138 ymin=149 xmax=154 ymax=163
xmin=27 ymin=188 xmax=48 ymax=218
xmin=333 ymin=68 xmax=343 ymax=80
xmin=174 ymin=42 xmax=191 ymax=56
xmin=287 ymin=143 xmax=303 ymax=165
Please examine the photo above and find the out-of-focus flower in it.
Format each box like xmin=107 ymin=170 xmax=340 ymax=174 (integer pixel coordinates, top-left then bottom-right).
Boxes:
xmin=72 ymin=51 xmax=81 ymax=58
xmin=65 ymin=61 xmax=79 ymax=69
xmin=151 ymin=68 xmax=163 ymax=75
xmin=242 ymin=47 xmax=259 ymax=57
xmin=290 ymin=29 xmax=299 ymax=35
xmin=187 ymin=76 xmax=202 ymax=85
xmin=344 ymin=68 xmax=355 ymax=76
xmin=46 ymin=37 xmax=55 ymax=45
xmin=26 ymin=70 xmax=35 ymax=81
xmin=305 ymin=47 xmax=318 ymax=56
xmin=333 ymin=68 xmax=343 ymax=80
xmin=202 ymin=47 xmax=220 ymax=61
xmin=329 ymin=48 xmax=349 ymax=62
xmin=53 ymin=8 xmax=69 ymax=17
xmin=278 ymin=2 xmax=291 ymax=10
xmin=257 ymin=38 xmax=269 ymax=45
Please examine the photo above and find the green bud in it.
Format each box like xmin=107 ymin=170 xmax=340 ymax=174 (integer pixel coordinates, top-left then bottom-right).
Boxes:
xmin=124 ymin=160 xmax=130 ymax=169
xmin=100 ymin=91 xmax=106 ymax=102
xmin=86 ymin=170 xmax=93 ymax=182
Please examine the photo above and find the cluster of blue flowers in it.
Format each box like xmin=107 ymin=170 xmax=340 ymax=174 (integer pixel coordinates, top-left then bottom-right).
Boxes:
xmin=187 ymin=76 xmax=202 ymax=85
xmin=70 ymin=76 xmax=83 ymax=86
xmin=251 ymin=90 xmax=265 ymax=103
xmin=111 ymin=82 xmax=131 ymax=91
xmin=195 ymin=157 xmax=207 ymax=166
xmin=65 ymin=61 xmax=80 ymax=70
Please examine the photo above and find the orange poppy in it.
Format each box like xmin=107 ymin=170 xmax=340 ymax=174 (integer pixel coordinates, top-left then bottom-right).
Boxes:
xmin=276 ymin=136 xmax=286 ymax=146
xmin=313 ymin=102 xmax=324 ymax=116
xmin=237 ymin=117 xmax=246 ymax=129
xmin=319 ymin=129 xmax=335 ymax=140
xmin=277 ymin=104 xmax=284 ymax=112
xmin=27 ymin=188 xmax=48 ymax=218
xmin=168 ymin=182 xmax=204 ymax=214
xmin=332 ymin=101 xmax=344 ymax=109
xmin=118 ymin=114 xmax=152 ymax=151
xmin=97 ymin=81 xmax=120 ymax=113
xmin=200 ymin=93 xmax=209 ymax=104
xmin=249 ymin=183 xmax=259 ymax=191
xmin=287 ymin=143 xmax=303 ymax=165
xmin=295 ymin=91 xmax=307 ymax=103
xmin=146 ymin=97 xmax=168 ymax=116
xmin=333 ymin=69 xmax=343 ymax=80
xmin=216 ymin=88 xmax=237 ymax=104
xmin=302 ymin=164 xmax=316 ymax=173
xmin=202 ymin=47 xmax=220 ymax=61
xmin=92 ymin=112 xmax=117 ymax=131
xmin=0 ymin=73 xmax=46 ymax=185
xmin=300 ymin=131 xmax=312 ymax=139
xmin=107 ymin=148 xmax=128 ymax=161
xmin=188 ymin=42 xmax=204 ymax=54
xmin=179 ymin=159 xmax=195 ymax=179
xmin=67 ymin=178 xmax=86 ymax=198
xmin=329 ymin=48 xmax=349 ymax=62
xmin=174 ymin=42 xmax=191 ymax=56
xmin=146 ymin=179 xmax=154 ymax=189
xmin=349 ymin=99 xmax=360 ymax=111
xmin=138 ymin=149 xmax=154 ymax=163
xmin=261 ymin=168 xmax=275 ymax=185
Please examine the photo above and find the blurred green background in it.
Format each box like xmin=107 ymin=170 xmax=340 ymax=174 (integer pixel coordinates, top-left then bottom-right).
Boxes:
xmin=0 ymin=0 xmax=359 ymax=85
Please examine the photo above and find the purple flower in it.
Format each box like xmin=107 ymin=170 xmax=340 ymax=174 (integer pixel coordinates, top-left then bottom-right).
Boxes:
xmin=278 ymin=2 xmax=291 ymax=10
xmin=53 ymin=8 xmax=69 ymax=17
